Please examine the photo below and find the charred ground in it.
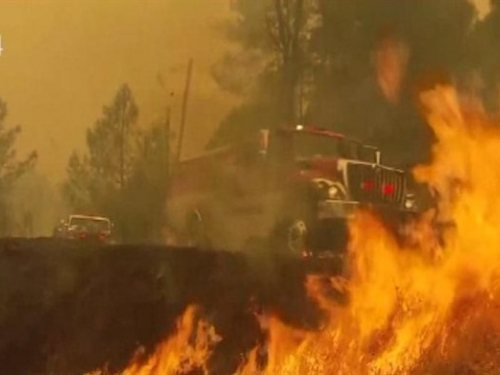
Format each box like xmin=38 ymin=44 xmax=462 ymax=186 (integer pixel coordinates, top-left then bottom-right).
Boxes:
xmin=0 ymin=239 xmax=342 ymax=375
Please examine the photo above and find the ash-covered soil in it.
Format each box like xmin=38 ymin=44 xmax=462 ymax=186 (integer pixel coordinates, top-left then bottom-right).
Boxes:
xmin=0 ymin=238 xmax=342 ymax=375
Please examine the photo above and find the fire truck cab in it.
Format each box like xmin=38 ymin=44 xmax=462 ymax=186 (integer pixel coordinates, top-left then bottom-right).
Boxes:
xmin=167 ymin=125 xmax=417 ymax=255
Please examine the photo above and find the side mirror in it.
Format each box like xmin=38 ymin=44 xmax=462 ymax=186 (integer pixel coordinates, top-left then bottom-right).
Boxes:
xmin=375 ymin=150 xmax=381 ymax=164
xmin=258 ymin=129 xmax=269 ymax=156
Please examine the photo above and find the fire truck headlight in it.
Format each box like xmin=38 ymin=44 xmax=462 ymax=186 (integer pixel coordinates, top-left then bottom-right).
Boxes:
xmin=328 ymin=186 xmax=341 ymax=200
xmin=311 ymin=179 xmax=346 ymax=201
xmin=404 ymin=194 xmax=416 ymax=210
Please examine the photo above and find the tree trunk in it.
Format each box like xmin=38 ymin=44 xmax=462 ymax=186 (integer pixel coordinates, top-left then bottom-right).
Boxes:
xmin=273 ymin=0 xmax=304 ymax=125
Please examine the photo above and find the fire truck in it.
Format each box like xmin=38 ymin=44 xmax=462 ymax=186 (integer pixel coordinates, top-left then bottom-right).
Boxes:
xmin=167 ymin=125 xmax=418 ymax=255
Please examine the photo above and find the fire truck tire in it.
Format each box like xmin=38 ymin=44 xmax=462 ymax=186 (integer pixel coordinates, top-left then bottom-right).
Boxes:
xmin=272 ymin=218 xmax=310 ymax=257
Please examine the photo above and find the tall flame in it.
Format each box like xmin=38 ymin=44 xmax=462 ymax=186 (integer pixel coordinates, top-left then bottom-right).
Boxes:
xmin=238 ymin=84 xmax=500 ymax=374
xmin=88 ymin=305 xmax=221 ymax=375
xmin=127 ymin=305 xmax=221 ymax=375
xmin=114 ymin=85 xmax=500 ymax=374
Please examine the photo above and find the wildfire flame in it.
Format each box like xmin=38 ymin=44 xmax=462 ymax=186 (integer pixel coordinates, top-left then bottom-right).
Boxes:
xmin=89 ymin=305 xmax=221 ymax=375
xmin=105 ymin=84 xmax=500 ymax=374
xmin=235 ymin=85 xmax=500 ymax=374
xmin=268 ymin=85 xmax=500 ymax=373
xmin=126 ymin=305 xmax=221 ymax=375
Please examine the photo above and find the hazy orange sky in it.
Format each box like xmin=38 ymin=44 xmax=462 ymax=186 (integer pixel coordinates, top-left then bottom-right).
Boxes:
xmin=474 ymin=0 xmax=491 ymax=18
xmin=0 ymin=0 xmax=489 ymax=183
xmin=0 ymin=0 xmax=238 ymax=183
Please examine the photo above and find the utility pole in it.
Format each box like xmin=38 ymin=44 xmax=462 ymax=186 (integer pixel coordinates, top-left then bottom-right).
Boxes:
xmin=165 ymin=106 xmax=171 ymax=156
xmin=120 ymin=100 xmax=126 ymax=190
xmin=175 ymin=58 xmax=193 ymax=169
xmin=298 ymin=72 xmax=304 ymax=124
xmin=165 ymin=105 xmax=171 ymax=176
xmin=164 ymin=104 xmax=172 ymax=227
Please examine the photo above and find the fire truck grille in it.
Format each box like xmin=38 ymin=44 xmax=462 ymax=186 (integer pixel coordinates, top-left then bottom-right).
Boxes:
xmin=346 ymin=162 xmax=406 ymax=206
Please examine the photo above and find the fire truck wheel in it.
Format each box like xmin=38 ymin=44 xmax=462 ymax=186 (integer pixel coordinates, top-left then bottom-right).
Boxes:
xmin=287 ymin=219 xmax=308 ymax=255
xmin=272 ymin=218 xmax=309 ymax=256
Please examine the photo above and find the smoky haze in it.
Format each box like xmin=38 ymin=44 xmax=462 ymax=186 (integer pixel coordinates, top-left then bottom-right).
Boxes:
xmin=0 ymin=0 xmax=491 ymax=239
xmin=0 ymin=0 xmax=489 ymax=181
xmin=0 ymin=0 xmax=238 ymax=184
xmin=0 ymin=0 xmax=242 ymax=237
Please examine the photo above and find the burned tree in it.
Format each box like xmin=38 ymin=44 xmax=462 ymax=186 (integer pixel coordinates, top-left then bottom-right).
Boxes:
xmin=63 ymin=84 xmax=171 ymax=242
xmin=86 ymin=84 xmax=139 ymax=192
xmin=0 ymin=97 xmax=37 ymax=235
xmin=209 ymin=0 xmax=310 ymax=149
xmin=268 ymin=0 xmax=306 ymax=123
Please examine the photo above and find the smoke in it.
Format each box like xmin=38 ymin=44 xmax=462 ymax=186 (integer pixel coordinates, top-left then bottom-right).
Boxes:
xmin=8 ymin=169 xmax=66 ymax=237
xmin=0 ymin=1 xmax=238 ymax=183
xmin=375 ymin=34 xmax=410 ymax=104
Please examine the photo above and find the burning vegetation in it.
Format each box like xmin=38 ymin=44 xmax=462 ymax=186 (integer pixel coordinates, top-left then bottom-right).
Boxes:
xmin=86 ymin=84 xmax=500 ymax=375
xmin=4 ymin=2 xmax=500 ymax=375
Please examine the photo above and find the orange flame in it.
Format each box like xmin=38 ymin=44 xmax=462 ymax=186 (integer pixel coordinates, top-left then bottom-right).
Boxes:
xmin=125 ymin=305 xmax=221 ymax=375
xmin=237 ymin=85 xmax=500 ymax=374
xmin=89 ymin=305 xmax=221 ymax=375
xmin=115 ymin=85 xmax=500 ymax=374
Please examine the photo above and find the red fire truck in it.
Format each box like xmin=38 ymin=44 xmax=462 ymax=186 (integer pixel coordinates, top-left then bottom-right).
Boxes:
xmin=167 ymin=125 xmax=417 ymax=255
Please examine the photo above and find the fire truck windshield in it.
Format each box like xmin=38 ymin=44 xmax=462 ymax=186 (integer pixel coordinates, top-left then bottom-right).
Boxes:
xmin=293 ymin=133 xmax=377 ymax=162
xmin=69 ymin=217 xmax=110 ymax=232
